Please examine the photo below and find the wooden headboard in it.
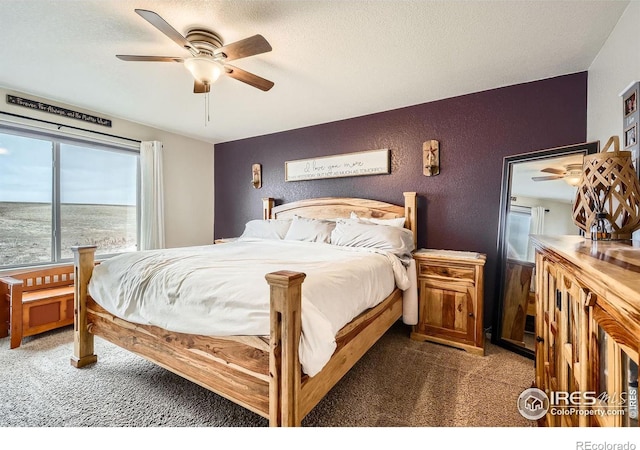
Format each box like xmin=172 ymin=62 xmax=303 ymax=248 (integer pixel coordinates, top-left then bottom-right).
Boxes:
xmin=261 ymin=192 xmax=417 ymax=244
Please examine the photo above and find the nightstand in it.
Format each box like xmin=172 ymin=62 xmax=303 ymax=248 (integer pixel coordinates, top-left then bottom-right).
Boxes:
xmin=410 ymin=249 xmax=486 ymax=356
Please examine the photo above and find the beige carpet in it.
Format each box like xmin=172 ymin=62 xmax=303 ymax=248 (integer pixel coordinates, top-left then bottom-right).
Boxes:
xmin=0 ymin=322 xmax=535 ymax=427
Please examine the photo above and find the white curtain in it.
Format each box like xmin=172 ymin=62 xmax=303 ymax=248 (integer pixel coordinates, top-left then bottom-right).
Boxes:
xmin=527 ymin=206 xmax=545 ymax=262
xmin=140 ymin=141 xmax=165 ymax=250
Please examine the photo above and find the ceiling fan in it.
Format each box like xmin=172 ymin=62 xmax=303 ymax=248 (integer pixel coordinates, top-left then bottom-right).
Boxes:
xmin=531 ymin=163 xmax=583 ymax=186
xmin=116 ymin=9 xmax=274 ymax=94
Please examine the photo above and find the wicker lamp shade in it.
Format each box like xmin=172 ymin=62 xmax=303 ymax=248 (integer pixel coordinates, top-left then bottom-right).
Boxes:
xmin=572 ymin=136 xmax=640 ymax=239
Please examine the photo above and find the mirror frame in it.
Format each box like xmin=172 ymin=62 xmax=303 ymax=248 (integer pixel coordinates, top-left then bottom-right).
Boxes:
xmin=491 ymin=141 xmax=600 ymax=359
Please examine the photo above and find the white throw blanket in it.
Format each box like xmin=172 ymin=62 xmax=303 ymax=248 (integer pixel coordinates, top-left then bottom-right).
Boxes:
xmin=89 ymin=239 xmax=414 ymax=376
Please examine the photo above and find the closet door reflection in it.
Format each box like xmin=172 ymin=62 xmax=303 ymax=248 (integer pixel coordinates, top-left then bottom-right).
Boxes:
xmin=492 ymin=142 xmax=599 ymax=358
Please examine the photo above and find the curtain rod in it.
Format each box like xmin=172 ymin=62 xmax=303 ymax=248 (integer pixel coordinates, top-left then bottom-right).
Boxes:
xmin=0 ymin=111 xmax=141 ymax=144
xmin=515 ymin=205 xmax=550 ymax=213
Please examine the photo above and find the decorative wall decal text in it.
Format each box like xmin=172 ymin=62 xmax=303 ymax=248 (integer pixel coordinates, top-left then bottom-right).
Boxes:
xmin=6 ymin=95 xmax=112 ymax=127
xmin=285 ymin=149 xmax=390 ymax=181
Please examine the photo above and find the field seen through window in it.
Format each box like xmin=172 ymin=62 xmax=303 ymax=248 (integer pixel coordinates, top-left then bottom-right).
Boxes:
xmin=0 ymin=202 xmax=137 ymax=267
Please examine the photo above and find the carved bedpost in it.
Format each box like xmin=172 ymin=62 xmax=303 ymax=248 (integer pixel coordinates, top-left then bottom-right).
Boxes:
xmin=262 ymin=197 xmax=275 ymax=220
xmin=403 ymin=192 xmax=417 ymax=246
xmin=265 ymin=270 xmax=306 ymax=427
xmin=70 ymin=245 xmax=98 ymax=368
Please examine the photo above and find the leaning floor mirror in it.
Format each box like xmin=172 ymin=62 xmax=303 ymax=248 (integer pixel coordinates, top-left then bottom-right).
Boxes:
xmin=492 ymin=141 xmax=599 ymax=358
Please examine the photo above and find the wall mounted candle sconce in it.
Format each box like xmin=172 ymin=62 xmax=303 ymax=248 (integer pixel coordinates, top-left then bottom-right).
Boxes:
xmin=252 ymin=163 xmax=262 ymax=189
xmin=423 ymin=140 xmax=440 ymax=176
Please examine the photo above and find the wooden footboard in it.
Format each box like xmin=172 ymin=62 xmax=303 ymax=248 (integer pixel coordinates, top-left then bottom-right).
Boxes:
xmin=70 ymin=245 xmax=402 ymax=426
xmin=85 ymin=298 xmax=272 ymax=416
xmin=70 ymin=245 xmax=305 ymax=423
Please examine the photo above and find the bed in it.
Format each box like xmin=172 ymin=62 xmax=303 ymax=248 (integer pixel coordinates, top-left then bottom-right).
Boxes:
xmin=70 ymin=192 xmax=417 ymax=426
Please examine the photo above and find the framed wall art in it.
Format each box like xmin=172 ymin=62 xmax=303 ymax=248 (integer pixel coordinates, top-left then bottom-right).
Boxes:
xmin=624 ymin=88 xmax=637 ymax=117
xmin=285 ymin=149 xmax=390 ymax=181
xmin=625 ymin=123 xmax=637 ymax=149
xmin=621 ymin=81 xmax=640 ymax=170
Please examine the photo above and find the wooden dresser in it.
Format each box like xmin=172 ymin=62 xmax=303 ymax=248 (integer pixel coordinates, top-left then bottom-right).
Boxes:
xmin=410 ymin=249 xmax=486 ymax=356
xmin=531 ymin=235 xmax=639 ymax=427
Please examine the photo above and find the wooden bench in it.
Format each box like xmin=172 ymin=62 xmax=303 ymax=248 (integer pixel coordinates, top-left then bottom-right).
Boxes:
xmin=0 ymin=265 xmax=75 ymax=349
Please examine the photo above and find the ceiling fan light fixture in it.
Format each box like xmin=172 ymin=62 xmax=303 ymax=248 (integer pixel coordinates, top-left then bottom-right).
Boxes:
xmin=564 ymin=175 xmax=582 ymax=187
xmin=184 ymin=56 xmax=221 ymax=84
xmin=118 ymin=10 xmax=274 ymax=93
xmin=564 ymin=164 xmax=584 ymax=187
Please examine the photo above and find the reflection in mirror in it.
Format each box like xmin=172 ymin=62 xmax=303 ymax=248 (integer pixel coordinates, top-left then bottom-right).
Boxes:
xmin=492 ymin=142 xmax=599 ymax=358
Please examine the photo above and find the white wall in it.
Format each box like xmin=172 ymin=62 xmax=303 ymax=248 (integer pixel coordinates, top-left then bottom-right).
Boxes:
xmin=587 ymin=2 xmax=640 ymax=240
xmin=512 ymin=196 xmax=579 ymax=236
xmin=0 ymin=88 xmax=214 ymax=249
xmin=587 ymin=2 xmax=640 ymax=143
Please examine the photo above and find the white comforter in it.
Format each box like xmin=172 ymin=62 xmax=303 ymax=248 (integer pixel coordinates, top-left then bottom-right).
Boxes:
xmin=88 ymin=239 xmax=411 ymax=376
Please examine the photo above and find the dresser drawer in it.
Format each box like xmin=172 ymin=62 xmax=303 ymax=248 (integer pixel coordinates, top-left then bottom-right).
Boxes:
xmin=418 ymin=262 xmax=475 ymax=282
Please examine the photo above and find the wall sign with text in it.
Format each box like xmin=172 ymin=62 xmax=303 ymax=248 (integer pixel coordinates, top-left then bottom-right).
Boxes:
xmin=285 ymin=149 xmax=390 ymax=181
xmin=6 ymin=95 xmax=112 ymax=127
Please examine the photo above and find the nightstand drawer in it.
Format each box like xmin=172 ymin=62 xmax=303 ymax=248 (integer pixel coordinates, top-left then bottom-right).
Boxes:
xmin=418 ymin=262 xmax=475 ymax=281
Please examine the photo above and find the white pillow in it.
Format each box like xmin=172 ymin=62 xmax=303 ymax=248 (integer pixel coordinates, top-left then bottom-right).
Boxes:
xmin=284 ymin=216 xmax=336 ymax=243
xmin=239 ymin=219 xmax=292 ymax=240
xmin=331 ymin=219 xmax=415 ymax=260
xmin=349 ymin=211 xmax=406 ymax=228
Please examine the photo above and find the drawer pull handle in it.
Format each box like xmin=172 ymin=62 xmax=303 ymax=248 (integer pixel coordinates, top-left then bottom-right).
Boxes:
xmin=536 ymin=336 xmax=544 ymax=343
xmin=468 ymin=313 xmax=474 ymax=318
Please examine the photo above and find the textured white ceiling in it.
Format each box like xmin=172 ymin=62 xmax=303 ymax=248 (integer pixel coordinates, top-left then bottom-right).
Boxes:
xmin=0 ymin=0 xmax=629 ymax=144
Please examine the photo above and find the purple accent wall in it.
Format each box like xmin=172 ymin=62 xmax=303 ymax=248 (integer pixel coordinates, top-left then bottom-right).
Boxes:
xmin=214 ymin=72 xmax=587 ymax=326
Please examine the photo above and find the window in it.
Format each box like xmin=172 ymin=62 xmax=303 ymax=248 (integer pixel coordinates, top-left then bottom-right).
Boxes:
xmin=0 ymin=126 xmax=139 ymax=268
xmin=506 ymin=206 xmax=531 ymax=261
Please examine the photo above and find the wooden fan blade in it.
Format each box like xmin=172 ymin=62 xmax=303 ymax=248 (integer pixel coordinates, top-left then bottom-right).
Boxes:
xmin=135 ymin=9 xmax=198 ymax=55
xmin=540 ymin=167 xmax=566 ymax=175
xmin=214 ymin=35 xmax=272 ymax=62
xmin=193 ymin=80 xmax=210 ymax=94
xmin=532 ymin=175 xmax=563 ymax=181
xmin=224 ymin=65 xmax=274 ymax=91
xmin=117 ymin=55 xmax=184 ymax=62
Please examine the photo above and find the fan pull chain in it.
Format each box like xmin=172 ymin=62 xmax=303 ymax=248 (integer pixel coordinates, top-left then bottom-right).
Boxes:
xmin=204 ymin=92 xmax=210 ymax=127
